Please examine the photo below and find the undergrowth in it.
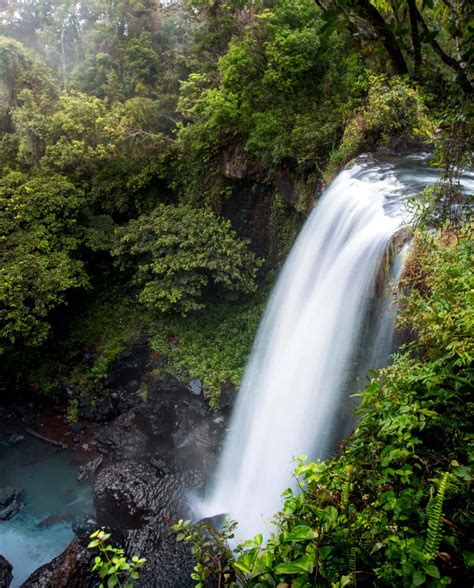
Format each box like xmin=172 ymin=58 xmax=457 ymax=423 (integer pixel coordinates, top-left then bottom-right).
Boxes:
xmin=146 ymin=289 xmax=267 ymax=407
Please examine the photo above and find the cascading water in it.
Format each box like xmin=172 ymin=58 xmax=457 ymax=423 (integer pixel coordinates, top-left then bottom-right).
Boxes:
xmin=198 ymin=156 xmax=417 ymax=542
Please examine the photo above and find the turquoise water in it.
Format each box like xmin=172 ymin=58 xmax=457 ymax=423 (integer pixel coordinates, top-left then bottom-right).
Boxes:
xmin=0 ymin=430 xmax=94 ymax=586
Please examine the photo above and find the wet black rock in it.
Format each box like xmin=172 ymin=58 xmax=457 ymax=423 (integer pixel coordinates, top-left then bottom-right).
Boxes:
xmin=77 ymin=455 xmax=103 ymax=482
xmin=216 ymin=382 xmax=237 ymax=413
xmin=105 ymin=341 xmax=151 ymax=393
xmin=0 ymin=555 xmax=12 ymax=588
xmin=0 ymin=487 xmax=22 ymax=521
xmin=8 ymin=434 xmax=25 ymax=446
xmin=93 ymin=459 xmax=200 ymax=587
xmin=93 ymin=459 xmax=201 ymax=531
xmin=72 ymin=516 xmax=98 ymax=539
xmin=22 ymin=343 xmax=229 ymax=586
xmin=93 ymin=373 xmax=225 ymax=471
xmin=20 ymin=540 xmax=94 ymax=588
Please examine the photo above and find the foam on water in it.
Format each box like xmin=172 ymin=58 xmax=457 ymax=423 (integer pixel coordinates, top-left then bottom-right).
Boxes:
xmin=0 ymin=430 xmax=93 ymax=586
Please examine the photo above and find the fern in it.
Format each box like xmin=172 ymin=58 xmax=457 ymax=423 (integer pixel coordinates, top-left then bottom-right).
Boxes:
xmin=341 ymin=466 xmax=352 ymax=510
xmin=349 ymin=546 xmax=357 ymax=587
xmin=424 ymin=472 xmax=451 ymax=561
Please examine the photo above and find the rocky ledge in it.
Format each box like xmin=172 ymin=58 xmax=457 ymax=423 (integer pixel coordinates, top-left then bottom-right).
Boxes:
xmin=0 ymin=556 xmax=13 ymax=588
xmin=20 ymin=343 xmax=228 ymax=587
xmin=0 ymin=487 xmax=23 ymax=522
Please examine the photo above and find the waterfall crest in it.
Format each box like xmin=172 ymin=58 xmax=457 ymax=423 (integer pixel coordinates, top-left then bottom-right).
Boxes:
xmin=200 ymin=158 xmax=412 ymax=541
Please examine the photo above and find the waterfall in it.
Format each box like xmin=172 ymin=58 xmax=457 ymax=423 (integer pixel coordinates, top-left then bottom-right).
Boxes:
xmin=199 ymin=157 xmax=413 ymax=542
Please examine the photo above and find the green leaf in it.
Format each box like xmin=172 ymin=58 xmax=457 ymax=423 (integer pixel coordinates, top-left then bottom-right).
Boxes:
xmin=282 ymin=525 xmax=317 ymax=542
xmin=413 ymin=571 xmax=426 ymax=586
xmin=274 ymin=555 xmax=314 ymax=575
xmin=424 ymin=564 xmax=440 ymax=578
xmin=463 ymin=551 xmax=474 ymax=568
xmin=234 ymin=560 xmax=251 ymax=574
xmin=370 ymin=542 xmax=384 ymax=555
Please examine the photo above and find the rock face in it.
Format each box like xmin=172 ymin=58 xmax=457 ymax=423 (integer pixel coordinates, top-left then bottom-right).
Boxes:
xmin=0 ymin=487 xmax=22 ymax=521
xmin=93 ymin=460 xmax=198 ymax=587
xmin=0 ymin=556 xmax=12 ymax=588
xmin=88 ymin=375 xmax=224 ymax=587
xmin=22 ymin=344 xmax=227 ymax=587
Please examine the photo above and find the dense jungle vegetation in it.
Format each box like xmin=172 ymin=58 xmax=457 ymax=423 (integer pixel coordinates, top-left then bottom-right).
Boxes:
xmin=0 ymin=0 xmax=472 ymax=586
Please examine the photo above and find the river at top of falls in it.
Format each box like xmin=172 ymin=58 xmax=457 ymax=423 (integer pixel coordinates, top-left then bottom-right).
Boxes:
xmin=197 ymin=153 xmax=474 ymax=543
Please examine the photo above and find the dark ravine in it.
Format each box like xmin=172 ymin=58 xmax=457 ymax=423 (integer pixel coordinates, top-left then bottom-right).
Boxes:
xmin=1 ymin=343 xmax=230 ymax=587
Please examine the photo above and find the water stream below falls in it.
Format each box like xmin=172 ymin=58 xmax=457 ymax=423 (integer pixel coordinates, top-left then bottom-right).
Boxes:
xmin=0 ymin=424 xmax=94 ymax=587
xmin=199 ymin=154 xmax=473 ymax=543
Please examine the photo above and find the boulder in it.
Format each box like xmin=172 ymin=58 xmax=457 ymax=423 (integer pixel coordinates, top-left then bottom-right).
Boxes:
xmin=188 ymin=378 xmax=202 ymax=396
xmin=93 ymin=459 xmax=200 ymax=588
xmin=0 ymin=487 xmax=22 ymax=521
xmin=0 ymin=556 xmax=12 ymax=588
xmin=77 ymin=455 xmax=103 ymax=482
xmin=21 ymin=540 xmax=94 ymax=588
xmin=72 ymin=516 xmax=98 ymax=539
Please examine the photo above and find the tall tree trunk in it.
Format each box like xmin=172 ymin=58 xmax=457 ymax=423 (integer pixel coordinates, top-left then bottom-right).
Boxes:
xmin=60 ymin=26 xmax=67 ymax=92
xmin=407 ymin=0 xmax=421 ymax=77
xmin=411 ymin=1 xmax=473 ymax=96
xmin=349 ymin=0 xmax=409 ymax=75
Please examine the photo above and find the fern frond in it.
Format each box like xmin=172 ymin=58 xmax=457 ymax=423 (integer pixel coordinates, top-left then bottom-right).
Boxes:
xmin=424 ymin=472 xmax=451 ymax=561
xmin=349 ymin=546 xmax=357 ymax=587
xmin=341 ymin=466 xmax=352 ymax=510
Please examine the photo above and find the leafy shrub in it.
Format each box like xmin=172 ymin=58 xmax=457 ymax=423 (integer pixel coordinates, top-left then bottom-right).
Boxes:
xmin=147 ymin=293 xmax=266 ymax=405
xmin=329 ymin=76 xmax=435 ymax=173
xmin=88 ymin=529 xmax=146 ymax=588
xmin=113 ymin=204 xmax=262 ymax=315
xmin=0 ymin=172 xmax=88 ymax=347
xmin=66 ymin=398 xmax=79 ymax=425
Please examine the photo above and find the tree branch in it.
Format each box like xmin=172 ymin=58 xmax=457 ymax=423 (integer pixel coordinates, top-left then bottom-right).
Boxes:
xmin=407 ymin=0 xmax=421 ymax=76
xmin=412 ymin=2 xmax=473 ymax=95
xmin=348 ymin=0 xmax=409 ymax=75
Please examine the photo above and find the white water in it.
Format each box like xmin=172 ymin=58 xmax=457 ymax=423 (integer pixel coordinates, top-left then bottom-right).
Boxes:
xmin=200 ymin=155 xmax=474 ymax=542
xmin=199 ymin=157 xmax=414 ymax=541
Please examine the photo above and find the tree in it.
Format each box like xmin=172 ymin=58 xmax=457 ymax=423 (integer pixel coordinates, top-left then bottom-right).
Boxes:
xmin=0 ymin=172 xmax=88 ymax=347
xmin=313 ymin=0 xmax=473 ymax=96
xmin=113 ymin=204 xmax=262 ymax=314
xmin=0 ymin=36 xmax=56 ymax=133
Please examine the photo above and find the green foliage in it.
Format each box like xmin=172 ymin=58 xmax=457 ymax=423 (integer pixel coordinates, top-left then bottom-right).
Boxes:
xmin=0 ymin=36 xmax=57 ymax=130
xmin=88 ymin=529 xmax=146 ymax=588
xmin=179 ymin=231 xmax=473 ymax=586
xmin=147 ymin=292 xmax=266 ymax=404
xmin=424 ymin=472 xmax=452 ymax=562
xmin=66 ymin=397 xmax=79 ymax=425
xmin=173 ymin=518 xmax=237 ymax=587
xmin=0 ymin=0 xmax=464 ymax=369
xmin=268 ymin=191 xmax=303 ymax=257
xmin=329 ymin=75 xmax=435 ymax=173
xmin=399 ymin=232 xmax=474 ymax=366
xmin=113 ymin=204 xmax=262 ymax=315
xmin=175 ymin=0 xmax=366 ymax=206
xmin=53 ymin=289 xmax=143 ymax=398
xmin=0 ymin=172 xmax=88 ymax=347
xmin=66 ymin=289 xmax=142 ymax=358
